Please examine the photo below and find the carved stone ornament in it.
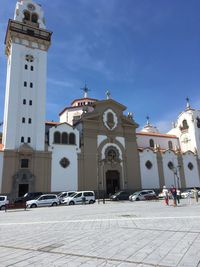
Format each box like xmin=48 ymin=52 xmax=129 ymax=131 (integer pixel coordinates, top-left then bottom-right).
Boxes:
xmin=27 ymin=4 xmax=36 ymax=11
xmin=25 ymin=54 xmax=34 ymax=62
xmin=103 ymin=109 xmax=118 ymax=131
xmin=60 ymin=157 xmax=70 ymax=168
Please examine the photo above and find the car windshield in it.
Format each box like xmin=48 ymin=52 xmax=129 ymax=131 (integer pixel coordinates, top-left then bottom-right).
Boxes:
xmin=132 ymin=191 xmax=140 ymax=196
xmin=113 ymin=192 xmax=121 ymax=196
xmin=69 ymin=193 xmax=76 ymax=198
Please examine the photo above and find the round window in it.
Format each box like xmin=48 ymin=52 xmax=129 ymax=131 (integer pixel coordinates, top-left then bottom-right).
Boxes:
xmin=188 ymin=162 xmax=194 ymax=170
xmin=168 ymin=161 xmax=174 ymax=170
xmin=145 ymin=160 xmax=152 ymax=169
xmin=60 ymin=158 xmax=70 ymax=168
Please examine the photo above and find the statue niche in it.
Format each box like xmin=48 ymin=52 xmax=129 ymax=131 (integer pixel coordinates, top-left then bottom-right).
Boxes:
xmin=107 ymin=112 xmax=114 ymax=129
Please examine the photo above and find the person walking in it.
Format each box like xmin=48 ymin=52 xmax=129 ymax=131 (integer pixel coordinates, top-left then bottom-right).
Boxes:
xmin=193 ymin=187 xmax=199 ymax=203
xmin=170 ymin=185 xmax=177 ymax=207
xmin=177 ymin=188 xmax=181 ymax=204
xmin=162 ymin=186 xmax=169 ymax=206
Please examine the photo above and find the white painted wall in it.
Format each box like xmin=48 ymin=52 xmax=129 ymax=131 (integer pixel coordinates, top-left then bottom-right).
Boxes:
xmin=49 ymin=123 xmax=79 ymax=192
xmin=169 ymin=109 xmax=200 ymax=158
xmin=0 ymin=152 xmax=3 ymax=193
xmin=60 ymin=106 xmax=94 ymax=125
xmin=137 ymin=134 xmax=179 ymax=150
xmin=139 ymin=149 xmax=160 ymax=189
xmin=3 ymin=42 xmax=47 ymax=151
xmin=162 ymin=150 xmax=180 ymax=188
xmin=182 ymin=152 xmax=200 ymax=188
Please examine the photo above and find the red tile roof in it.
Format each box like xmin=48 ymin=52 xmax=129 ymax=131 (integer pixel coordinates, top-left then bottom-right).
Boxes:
xmin=136 ymin=132 xmax=178 ymax=139
xmin=0 ymin=144 xmax=4 ymax=151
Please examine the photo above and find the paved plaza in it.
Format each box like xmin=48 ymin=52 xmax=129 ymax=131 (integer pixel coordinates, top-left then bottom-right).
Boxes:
xmin=0 ymin=199 xmax=200 ymax=267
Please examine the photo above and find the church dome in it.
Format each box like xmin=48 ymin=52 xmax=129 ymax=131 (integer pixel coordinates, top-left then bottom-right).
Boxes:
xmin=141 ymin=116 xmax=159 ymax=133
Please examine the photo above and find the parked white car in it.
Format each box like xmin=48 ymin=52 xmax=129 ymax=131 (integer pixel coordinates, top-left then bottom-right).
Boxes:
xmin=0 ymin=196 xmax=9 ymax=210
xmin=181 ymin=189 xmax=200 ymax=199
xmin=26 ymin=194 xmax=59 ymax=208
xmin=58 ymin=191 xmax=76 ymax=204
xmin=62 ymin=191 xmax=95 ymax=205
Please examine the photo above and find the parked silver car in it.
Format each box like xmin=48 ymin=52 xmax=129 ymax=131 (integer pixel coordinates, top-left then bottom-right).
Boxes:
xmin=129 ymin=190 xmax=156 ymax=201
xmin=26 ymin=194 xmax=59 ymax=208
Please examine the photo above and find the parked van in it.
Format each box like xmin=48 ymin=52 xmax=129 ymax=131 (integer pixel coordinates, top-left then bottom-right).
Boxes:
xmin=57 ymin=191 xmax=76 ymax=204
xmin=63 ymin=191 xmax=95 ymax=205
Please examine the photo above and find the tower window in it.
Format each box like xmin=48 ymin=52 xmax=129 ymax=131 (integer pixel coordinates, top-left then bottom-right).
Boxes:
xmin=21 ymin=137 xmax=24 ymax=143
xmin=21 ymin=159 xmax=29 ymax=168
xmin=168 ymin=141 xmax=173 ymax=150
xmin=25 ymin=64 xmax=28 ymax=70
xmin=31 ymin=13 xmax=38 ymax=23
xmin=28 ymin=118 xmax=32 ymax=124
xmin=24 ymin=81 xmax=27 ymax=87
xmin=149 ymin=139 xmax=154 ymax=148
xmin=31 ymin=66 xmax=34 ymax=71
xmin=29 ymin=100 xmax=32 ymax=106
xmin=27 ymin=137 xmax=31 ymax=143
xmin=30 ymin=82 xmax=33 ymax=88
xmin=69 ymin=133 xmax=76 ymax=145
xmin=23 ymin=11 xmax=31 ymax=21
xmin=22 ymin=117 xmax=25 ymax=123
xmin=23 ymin=99 xmax=26 ymax=105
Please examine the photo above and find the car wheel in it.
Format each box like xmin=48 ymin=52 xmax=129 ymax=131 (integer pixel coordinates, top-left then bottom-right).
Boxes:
xmin=52 ymin=202 xmax=57 ymax=206
xmin=89 ymin=200 xmax=94 ymax=204
xmin=30 ymin=204 xmax=37 ymax=208
xmin=0 ymin=205 xmax=5 ymax=210
xmin=69 ymin=201 xmax=75 ymax=205
xmin=136 ymin=197 xmax=140 ymax=201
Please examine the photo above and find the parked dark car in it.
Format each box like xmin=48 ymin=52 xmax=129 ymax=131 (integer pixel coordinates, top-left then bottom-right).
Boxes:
xmin=14 ymin=192 xmax=43 ymax=203
xmin=110 ymin=191 xmax=131 ymax=201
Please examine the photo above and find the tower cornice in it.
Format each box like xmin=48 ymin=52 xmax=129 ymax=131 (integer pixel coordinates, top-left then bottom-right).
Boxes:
xmin=5 ymin=19 xmax=52 ymax=56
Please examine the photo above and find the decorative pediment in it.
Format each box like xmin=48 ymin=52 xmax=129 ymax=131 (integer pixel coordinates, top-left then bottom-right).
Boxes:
xmin=18 ymin=143 xmax=34 ymax=153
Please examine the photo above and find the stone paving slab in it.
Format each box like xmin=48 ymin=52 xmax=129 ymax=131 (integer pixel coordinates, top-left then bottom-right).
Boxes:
xmin=0 ymin=200 xmax=200 ymax=266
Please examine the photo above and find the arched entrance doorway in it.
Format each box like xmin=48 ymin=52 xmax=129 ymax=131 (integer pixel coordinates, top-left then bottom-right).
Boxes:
xmin=106 ymin=170 xmax=120 ymax=195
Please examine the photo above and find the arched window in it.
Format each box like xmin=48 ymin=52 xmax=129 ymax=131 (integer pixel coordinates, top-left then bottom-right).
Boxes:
xmin=149 ymin=139 xmax=154 ymax=148
xmin=21 ymin=137 xmax=24 ymax=143
xmin=23 ymin=11 xmax=30 ymax=21
xmin=31 ymin=13 xmax=38 ymax=23
xmin=62 ymin=132 xmax=68 ymax=144
xmin=168 ymin=141 xmax=173 ymax=150
xmin=69 ymin=133 xmax=76 ymax=145
xmin=54 ymin=132 xmax=61 ymax=144
xmin=182 ymin=119 xmax=189 ymax=130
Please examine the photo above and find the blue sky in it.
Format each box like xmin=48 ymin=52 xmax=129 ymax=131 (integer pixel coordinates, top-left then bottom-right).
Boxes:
xmin=0 ymin=0 xmax=200 ymax=132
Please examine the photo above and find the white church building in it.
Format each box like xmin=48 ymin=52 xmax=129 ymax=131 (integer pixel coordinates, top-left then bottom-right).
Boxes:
xmin=0 ymin=0 xmax=200 ymax=199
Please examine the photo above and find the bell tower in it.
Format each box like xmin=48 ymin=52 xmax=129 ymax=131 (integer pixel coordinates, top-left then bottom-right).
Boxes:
xmin=3 ymin=0 xmax=52 ymax=151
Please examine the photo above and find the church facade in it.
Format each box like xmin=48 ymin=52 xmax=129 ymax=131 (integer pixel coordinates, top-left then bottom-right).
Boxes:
xmin=0 ymin=0 xmax=200 ymax=199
